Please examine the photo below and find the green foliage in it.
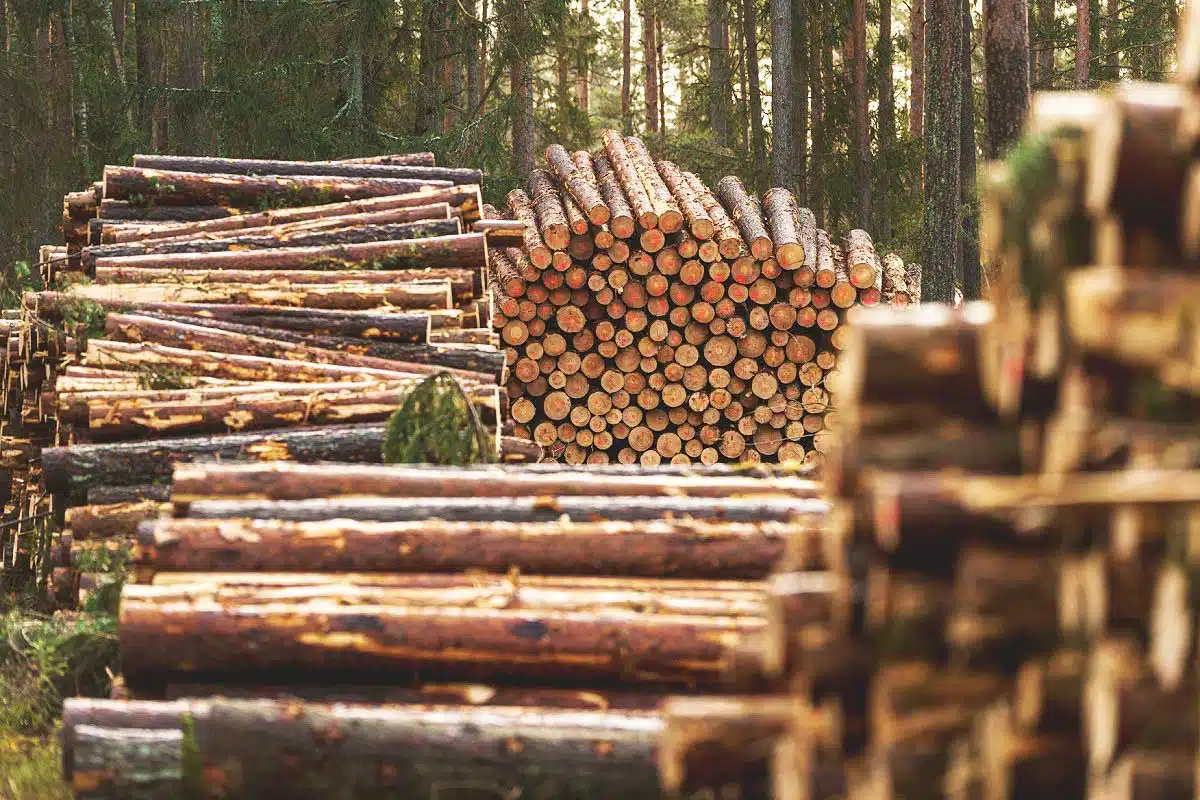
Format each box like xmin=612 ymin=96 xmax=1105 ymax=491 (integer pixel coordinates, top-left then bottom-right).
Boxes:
xmin=59 ymin=299 xmax=110 ymax=338
xmin=0 ymin=261 xmax=38 ymax=312
xmin=382 ymin=372 xmax=495 ymax=465
xmin=135 ymin=363 xmax=191 ymax=391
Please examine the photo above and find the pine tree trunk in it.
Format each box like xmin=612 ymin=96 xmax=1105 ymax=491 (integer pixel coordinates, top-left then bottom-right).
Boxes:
xmin=983 ymin=0 xmax=1031 ymax=158
xmin=657 ymin=17 xmax=666 ymax=132
xmin=791 ymin=0 xmax=808 ymax=203
xmin=415 ymin=0 xmax=442 ymax=135
xmin=961 ymin=0 xmax=980 ymax=299
xmin=622 ymin=0 xmax=632 ymax=133
xmin=511 ymin=56 xmax=535 ymax=174
xmin=851 ymin=0 xmax=869 ymax=224
xmin=1105 ymin=0 xmax=1118 ymax=80
xmin=576 ymin=0 xmax=590 ymax=112
xmin=465 ymin=0 xmax=480 ymax=112
xmin=921 ymin=0 xmax=961 ymax=302
xmin=708 ymin=0 xmax=731 ymax=146
xmin=910 ymin=0 xmax=925 ymax=137
xmin=810 ymin=0 xmax=825 ymax=226
xmin=877 ymin=0 xmax=893 ymax=239
xmin=1035 ymin=0 xmax=1054 ymax=87
xmin=742 ymin=0 xmax=766 ymax=186
xmin=1075 ymin=0 xmax=1090 ymax=87
xmin=642 ymin=1 xmax=659 ymax=134
xmin=769 ymin=0 xmax=793 ymax=190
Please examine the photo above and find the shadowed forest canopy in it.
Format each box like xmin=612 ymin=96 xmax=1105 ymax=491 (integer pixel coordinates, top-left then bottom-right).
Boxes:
xmin=0 ymin=0 xmax=1184 ymax=301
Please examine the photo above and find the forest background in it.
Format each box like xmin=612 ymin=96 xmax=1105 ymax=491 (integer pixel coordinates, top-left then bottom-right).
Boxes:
xmin=0 ymin=0 xmax=1183 ymax=301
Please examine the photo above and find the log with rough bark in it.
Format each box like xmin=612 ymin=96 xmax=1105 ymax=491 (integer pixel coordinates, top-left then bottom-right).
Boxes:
xmin=591 ymin=153 xmax=637 ymax=239
xmin=843 ymin=229 xmax=880 ymax=289
xmin=505 ymin=188 xmax=554 ymax=268
xmin=169 ymin=462 xmax=821 ymax=502
xmin=602 ymin=130 xmax=658 ymax=229
xmin=179 ymin=495 xmax=829 ymax=524
xmin=622 ymin=137 xmax=684 ymax=233
xmin=41 ymin=422 xmax=394 ymax=492
xmin=546 ymin=144 xmax=610 ymax=225
xmin=881 ymin=253 xmax=913 ymax=306
xmin=98 ymin=200 xmax=240 ymax=222
xmin=81 ymin=217 xmax=462 ymax=269
xmin=657 ymin=161 xmax=714 ymax=240
xmin=327 ymin=152 xmax=436 ymax=166
xmin=98 ymin=186 xmax=482 ymax=243
xmin=129 ymin=154 xmax=481 ymax=184
xmin=715 ymin=177 xmax=772 ymax=259
xmin=103 ymin=166 xmax=453 ymax=207
xmin=527 ymin=169 xmax=572 ymax=250
xmin=763 ymin=189 xmax=805 ymax=269
xmin=65 ymin=500 xmax=170 ymax=540
xmin=69 ymin=279 xmax=455 ymax=312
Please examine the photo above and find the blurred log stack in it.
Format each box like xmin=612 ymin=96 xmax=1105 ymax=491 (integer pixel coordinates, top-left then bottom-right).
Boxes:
xmin=61 ymin=460 xmax=830 ymax=798
xmin=4 ymin=152 xmax=527 ymax=603
xmin=492 ymin=134 xmax=922 ymax=467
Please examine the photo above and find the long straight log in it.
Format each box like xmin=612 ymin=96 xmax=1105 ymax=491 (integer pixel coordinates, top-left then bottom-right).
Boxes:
xmin=81 ymin=218 xmax=461 ymax=269
xmin=103 ymin=166 xmax=452 ymax=207
xmin=68 ymin=280 xmax=454 ymax=311
xmin=117 ymin=586 xmax=761 ymax=688
xmin=170 ymin=462 xmax=821 ymax=501
xmin=64 ymin=697 xmax=664 ymax=799
xmin=592 ymin=153 xmax=637 ymax=239
xmin=92 ymin=233 xmax=487 ymax=273
xmin=94 ymin=266 xmax=481 ymax=302
xmin=716 ymin=177 xmax=772 ymax=259
xmin=135 ymin=516 xmax=791 ymax=579
xmin=601 ymin=130 xmax=657 ymax=229
xmin=65 ymin=500 xmax=169 ymax=540
xmin=103 ymin=314 xmax=496 ymax=381
xmin=98 ymin=200 xmax=239 ymax=221
xmin=129 ymin=154 xmax=481 ymax=184
xmin=42 ymin=422 xmax=393 ymax=492
xmin=99 ymin=186 xmax=482 ymax=243
xmin=327 ymin=152 xmax=436 ymax=166
xmin=546 ymin=144 xmax=610 ymax=225
xmin=179 ymin=495 xmax=829 ymax=524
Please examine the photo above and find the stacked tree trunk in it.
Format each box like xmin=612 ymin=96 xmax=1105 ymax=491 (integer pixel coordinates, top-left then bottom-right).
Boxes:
xmin=492 ymin=135 xmax=921 ymax=467
xmin=5 ymin=153 xmax=525 ymax=605
xmin=61 ymin=460 xmax=829 ymax=798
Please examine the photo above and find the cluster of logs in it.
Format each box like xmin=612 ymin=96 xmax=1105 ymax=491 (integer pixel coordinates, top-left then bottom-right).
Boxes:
xmin=9 ymin=152 xmax=530 ymax=604
xmin=61 ymin=460 xmax=828 ymax=798
xmin=491 ymin=133 xmax=922 ymax=466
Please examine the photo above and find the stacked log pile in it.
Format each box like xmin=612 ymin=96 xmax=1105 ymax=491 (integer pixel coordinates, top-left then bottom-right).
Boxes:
xmin=5 ymin=153 xmax=526 ymax=603
xmin=493 ymin=135 xmax=922 ymax=466
xmin=61 ymin=460 xmax=830 ymax=798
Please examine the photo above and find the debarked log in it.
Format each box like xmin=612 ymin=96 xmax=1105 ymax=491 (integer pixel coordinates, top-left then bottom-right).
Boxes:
xmin=64 ymin=697 xmax=664 ymax=799
xmin=129 ymin=154 xmax=481 ymax=184
xmin=134 ymin=517 xmax=791 ymax=579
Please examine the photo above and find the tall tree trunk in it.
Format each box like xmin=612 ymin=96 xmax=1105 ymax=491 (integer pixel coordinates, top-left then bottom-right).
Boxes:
xmin=769 ymin=0 xmax=794 ymax=190
xmin=657 ymin=16 xmax=666 ymax=133
xmin=921 ymin=0 xmax=961 ymax=302
xmin=910 ymin=0 xmax=925 ymax=137
xmin=136 ymin=0 xmax=166 ymax=150
xmin=478 ymin=0 xmax=488 ymax=110
xmin=961 ymin=0 xmax=980 ymax=299
xmin=621 ymin=0 xmax=632 ymax=133
xmin=511 ymin=57 xmax=535 ymax=174
xmin=742 ymin=0 xmax=766 ymax=184
xmin=1035 ymin=0 xmax=1054 ymax=87
xmin=556 ymin=42 xmax=572 ymax=133
xmin=415 ymin=0 xmax=442 ymax=134
xmin=60 ymin=0 xmax=90 ymax=176
xmin=810 ymin=0 xmax=825 ymax=225
xmin=642 ymin=0 xmax=659 ymax=134
xmin=821 ymin=6 xmax=836 ymax=228
xmin=877 ymin=0 xmax=894 ymax=239
xmin=465 ymin=0 xmax=479 ymax=113
xmin=792 ymin=0 xmax=808 ymax=202
xmin=983 ymin=0 xmax=1030 ymax=158
xmin=1075 ymin=0 xmax=1090 ymax=87
xmin=442 ymin=0 xmax=461 ymax=130
xmin=576 ymin=0 xmax=590 ymax=112
xmin=851 ymin=0 xmax=870 ymax=225
xmin=708 ymin=0 xmax=731 ymax=145
xmin=1104 ymin=0 xmax=1118 ymax=81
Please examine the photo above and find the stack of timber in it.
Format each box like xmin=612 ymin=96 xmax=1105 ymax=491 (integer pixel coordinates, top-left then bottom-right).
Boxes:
xmin=492 ymin=135 xmax=922 ymax=467
xmin=60 ymin=460 xmax=831 ymax=798
xmin=6 ymin=152 xmax=530 ymax=604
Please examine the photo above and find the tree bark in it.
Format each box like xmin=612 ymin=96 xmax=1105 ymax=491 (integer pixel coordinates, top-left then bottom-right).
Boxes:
xmin=791 ymin=0 xmax=809 ymax=202
xmin=920 ymin=0 xmax=962 ymax=302
xmin=41 ymin=423 xmax=394 ymax=493
xmin=511 ymin=54 xmax=536 ymax=175
xmin=910 ymin=0 xmax=925 ymax=137
xmin=962 ymin=0 xmax=981 ymax=299
xmin=877 ymin=0 xmax=894 ymax=238
xmin=135 ymin=517 xmax=789 ymax=579
xmin=622 ymin=0 xmax=633 ymax=133
xmin=769 ymin=0 xmax=794 ymax=191
xmin=102 ymin=167 xmax=451 ymax=207
xmin=851 ymin=0 xmax=870 ymax=223
xmin=810 ymin=0 xmax=825 ymax=224
xmin=1105 ymin=0 xmax=1119 ymax=80
xmin=169 ymin=462 xmax=821 ymax=502
xmin=708 ymin=0 xmax=731 ymax=146
xmin=1076 ymin=0 xmax=1090 ymax=87
xmin=129 ymin=155 xmax=480 ymax=185
xmin=642 ymin=0 xmax=659 ymax=134
xmin=64 ymin=698 xmax=663 ymax=799
xmin=742 ymin=0 xmax=767 ymax=185
xmin=577 ymin=0 xmax=591 ymax=111
xmin=99 ymin=201 xmax=239 ymax=222
xmin=984 ymin=0 xmax=1030 ymax=158
xmin=70 ymin=280 xmax=454 ymax=312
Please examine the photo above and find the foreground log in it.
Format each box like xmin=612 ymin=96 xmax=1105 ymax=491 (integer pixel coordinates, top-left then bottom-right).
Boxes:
xmin=129 ymin=153 xmax=481 ymax=184
xmin=98 ymin=186 xmax=482 ymax=243
xmin=118 ymin=585 xmax=761 ymax=688
xmin=179 ymin=495 xmax=830 ymax=524
xmin=98 ymin=201 xmax=240 ymax=222
xmin=42 ymin=423 xmax=393 ymax=492
xmin=64 ymin=697 xmax=663 ymax=799
xmin=134 ymin=517 xmax=791 ymax=579
xmin=103 ymin=166 xmax=452 ymax=207
xmin=65 ymin=500 xmax=169 ymax=540
xmin=169 ymin=462 xmax=822 ymax=502
xmin=69 ymin=279 xmax=455 ymax=312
